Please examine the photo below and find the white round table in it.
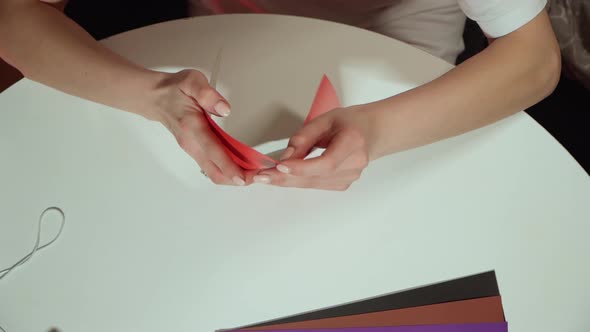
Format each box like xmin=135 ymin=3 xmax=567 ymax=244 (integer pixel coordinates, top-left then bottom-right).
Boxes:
xmin=1 ymin=14 xmax=589 ymax=332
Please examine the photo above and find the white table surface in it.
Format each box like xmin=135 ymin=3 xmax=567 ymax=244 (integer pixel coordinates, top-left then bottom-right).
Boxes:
xmin=1 ymin=14 xmax=589 ymax=332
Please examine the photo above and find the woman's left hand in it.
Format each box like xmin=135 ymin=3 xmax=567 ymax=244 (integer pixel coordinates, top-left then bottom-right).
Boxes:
xmin=251 ymin=105 xmax=378 ymax=191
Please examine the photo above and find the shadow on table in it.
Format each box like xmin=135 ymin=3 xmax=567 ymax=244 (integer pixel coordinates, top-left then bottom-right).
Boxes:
xmin=251 ymin=103 xmax=302 ymax=146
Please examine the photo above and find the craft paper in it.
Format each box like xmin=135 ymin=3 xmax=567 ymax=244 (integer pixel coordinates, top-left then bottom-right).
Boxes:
xmin=237 ymin=323 xmax=508 ymax=332
xmin=239 ymin=296 xmax=504 ymax=331
xmin=204 ymin=75 xmax=340 ymax=170
xmin=238 ymin=271 xmax=500 ymax=329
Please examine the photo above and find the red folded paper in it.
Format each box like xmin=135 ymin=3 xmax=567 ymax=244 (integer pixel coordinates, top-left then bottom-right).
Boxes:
xmin=204 ymin=75 xmax=340 ymax=170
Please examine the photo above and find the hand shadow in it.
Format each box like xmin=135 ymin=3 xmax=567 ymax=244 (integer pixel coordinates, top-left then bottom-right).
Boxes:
xmin=256 ymin=103 xmax=303 ymax=159
xmin=221 ymin=102 xmax=304 ymax=159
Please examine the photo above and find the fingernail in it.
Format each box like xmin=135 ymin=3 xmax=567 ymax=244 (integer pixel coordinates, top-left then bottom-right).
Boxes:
xmin=277 ymin=164 xmax=290 ymax=174
xmin=253 ymin=175 xmax=271 ymax=184
xmin=232 ymin=176 xmax=245 ymax=186
xmin=280 ymin=147 xmax=295 ymax=161
xmin=214 ymin=101 xmax=231 ymax=117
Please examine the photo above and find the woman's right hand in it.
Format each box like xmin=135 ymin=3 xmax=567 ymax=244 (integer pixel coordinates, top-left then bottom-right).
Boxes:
xmin=146 ymin=69 xmax=246 ymax=186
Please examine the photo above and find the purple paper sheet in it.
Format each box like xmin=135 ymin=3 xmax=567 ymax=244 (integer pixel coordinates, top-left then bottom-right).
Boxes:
xmin=236 ymin=323 xmax=508 ymax=332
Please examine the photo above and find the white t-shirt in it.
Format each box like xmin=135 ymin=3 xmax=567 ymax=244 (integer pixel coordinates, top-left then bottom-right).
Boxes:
xmin=188 ymin=0 xmax=547 ymax=63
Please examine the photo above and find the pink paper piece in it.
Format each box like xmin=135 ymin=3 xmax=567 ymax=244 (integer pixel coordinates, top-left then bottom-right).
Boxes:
xmin=204 ymin=75 xmax=340 ymax=170
xmin=304 ymin=75 xmax=340 ymax=125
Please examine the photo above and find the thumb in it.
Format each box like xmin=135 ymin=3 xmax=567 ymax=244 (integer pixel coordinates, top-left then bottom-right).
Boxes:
xmin=280 ymin=117 xmax=333 ymax=161
xmin=182 ymin=70 xmax=231 ymax=117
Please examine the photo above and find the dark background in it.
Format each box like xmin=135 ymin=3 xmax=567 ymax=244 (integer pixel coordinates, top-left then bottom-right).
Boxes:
xmin=63 ymin=0 xmax=589 ymax=174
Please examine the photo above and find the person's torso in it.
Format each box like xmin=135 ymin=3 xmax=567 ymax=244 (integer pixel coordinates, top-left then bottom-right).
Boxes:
xmin=187 ymin=0 xmax=467 ymax=64
xmin=188 ymin=0 xmax=400 ymax=30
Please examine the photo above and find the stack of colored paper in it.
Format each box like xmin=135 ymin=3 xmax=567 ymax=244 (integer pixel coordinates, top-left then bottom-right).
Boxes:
xmin=220 ymin=271 xmax=507 ymax=332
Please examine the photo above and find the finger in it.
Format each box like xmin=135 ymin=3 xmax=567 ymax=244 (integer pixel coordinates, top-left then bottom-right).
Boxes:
xmin=178 ymin=114 xmax=245 ymax=186
xmin=253 ymin=169 xmax=361 ymax=190
xmin=278 ymin=130 xmax=365 ymax=177
xmin=201 ymin=161 xmax=233 ymax=186
xmin=243 ymin=169 xmax=262 ymax=185
xmin=280 ymin=117 xmax=333 ymax=160
xmin=196 ymin=129 xmax=247 ymax=186
xmin=182 ymin=71 xmax=231 ymax=117
xmin=179 ymin=135 xmax=231 ymax=186
xmin=319 ymin=184 xmax=353 ymax=192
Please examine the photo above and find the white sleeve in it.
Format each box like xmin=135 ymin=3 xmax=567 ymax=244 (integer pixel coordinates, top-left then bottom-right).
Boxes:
xmin=457 ymin=0 xmax=547 ymax=38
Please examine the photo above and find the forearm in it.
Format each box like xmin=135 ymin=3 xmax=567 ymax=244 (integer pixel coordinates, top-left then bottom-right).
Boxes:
xmin=0 ymin=1 xmax=161 ymax=117
xmin=370 ymin=11 xmax=561 ymax=159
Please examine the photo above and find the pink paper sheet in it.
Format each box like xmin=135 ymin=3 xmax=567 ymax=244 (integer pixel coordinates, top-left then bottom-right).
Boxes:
xmin=204 ymin=75 xmax=340 ymax=170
